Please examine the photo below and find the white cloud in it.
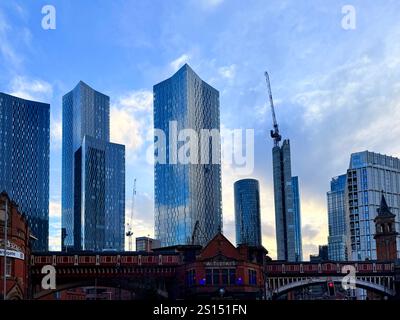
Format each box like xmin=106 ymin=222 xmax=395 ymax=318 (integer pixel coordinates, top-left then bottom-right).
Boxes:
xmin=10 ymin=76 xmax=53 ymax=101
xmin=118 ymin=90 xmax=153 ymax=112
xmin=170 ymin=54 xmax=190 ymax=72
xmin=218 ymin=64 xmax=236 ymax=80
xmin=49 ymin=233 xmax=61 ymax=251
xmin=51 ymin=117 xmax=62 ymax=145
xmin=110 ymin=89 xmax=153 ymax=157
xmin=198 ymin=0 xmax=224 ymax=10
xmin=110 ymin=107 xmax=145 ymax=152
xmin=49 ymin=200 xmax=61 ymax=218
xmin=49 ymin=200 xmax=61 ymax=251
xmin=0 ymin=10 xmax=22 ymax=68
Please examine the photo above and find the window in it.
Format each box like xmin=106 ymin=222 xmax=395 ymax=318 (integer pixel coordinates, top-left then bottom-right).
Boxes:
xmin=221 ymin=269 xmax=228 ymax=285
xmin=206 ymin=269 xmax=212 ymax=285
xmin=213 ymin=269 xmax=220 ymax=285
xmin=186 ymin=269 xmax=196 ymax=286
xmin=6 ymin=258 xmax=12 ymax=277
xmin=229 ymin=269 xmax=236 ymax=285
xmin=248 ymin=269 xmax=257 ymax=285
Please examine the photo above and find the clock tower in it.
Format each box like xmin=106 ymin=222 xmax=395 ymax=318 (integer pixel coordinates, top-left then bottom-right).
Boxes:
xmin=374 ymin=193 xmax=398 ymax=261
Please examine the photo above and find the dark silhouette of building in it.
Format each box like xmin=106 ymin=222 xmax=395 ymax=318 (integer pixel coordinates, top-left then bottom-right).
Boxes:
xmin=374 ymin=193 xmax=398 ymax=261
xmin=309 ymin=245 xmax=329 ymax=262
xmin=135 ymin=237 xmax=161 ymax=252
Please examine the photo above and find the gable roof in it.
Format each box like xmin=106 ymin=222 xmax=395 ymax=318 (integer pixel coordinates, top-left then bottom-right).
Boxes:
xmin=198 ymin=233 xmax=242 ymax=261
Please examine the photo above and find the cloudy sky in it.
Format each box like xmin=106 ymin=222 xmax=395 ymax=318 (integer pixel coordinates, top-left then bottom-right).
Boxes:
xmin=1 ymin=0 xmax=400 ymax=259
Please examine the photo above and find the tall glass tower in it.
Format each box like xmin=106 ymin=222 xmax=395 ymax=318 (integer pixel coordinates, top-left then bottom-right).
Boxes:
xmin=62 ymin=81 xmax=125 ymax=251
xmin=345 ymin=151 xmax=400 ymax=260
xmin=234 ymin=179 xmax=262 ymax=246
xmin=153 ymin=64 xmax=222 ymax=247
xmin=292 ymin=176 xmax=303 ymax=261
xmin=327 ymin=174 xmax=347 ymax=261
xmin=272 ymin=139 xmax=302 ymax=261
xmin=0 ymin=92 xmax=50 ymax=251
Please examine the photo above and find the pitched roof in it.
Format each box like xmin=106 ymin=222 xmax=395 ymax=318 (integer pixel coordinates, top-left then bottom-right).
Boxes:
xmin=377 ymin=192 xmax=395 ymax=217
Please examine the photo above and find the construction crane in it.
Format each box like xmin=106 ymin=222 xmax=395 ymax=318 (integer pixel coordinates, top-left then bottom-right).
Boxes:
xmin=126 ymin=178 xmax=136 ymax=251
xmin=265 ymin=71 xmax=282 ymax=147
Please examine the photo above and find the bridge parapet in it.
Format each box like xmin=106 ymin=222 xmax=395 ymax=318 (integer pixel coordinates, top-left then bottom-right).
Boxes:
xmin=31 ymin=252 xmax=182 ymax=268
xmin=266 ymin=261 xmax=395 ymax=276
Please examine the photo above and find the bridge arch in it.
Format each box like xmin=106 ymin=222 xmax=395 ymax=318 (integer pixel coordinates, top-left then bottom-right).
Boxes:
xmin=33 ymin=277 xmax=170 ymax=300
xmin=270 ymin=277 xmax=396 ymax=298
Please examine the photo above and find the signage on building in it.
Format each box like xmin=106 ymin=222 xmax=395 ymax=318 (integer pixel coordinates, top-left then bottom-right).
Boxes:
xmin=0 ymin=240 xmax=23 ymax=253
xmin=204 ymin=261 xmax=236 ymax=267
xmin=0 ymin=249 xmax=25 ymax=260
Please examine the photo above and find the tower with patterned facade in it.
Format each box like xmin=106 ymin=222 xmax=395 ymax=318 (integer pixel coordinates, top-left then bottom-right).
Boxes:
xmin=0 ymin=93 xmax=50 ymax=251
xmin=153 ymin=64 xmax=222 ymax=247
xmin=61 ymin=81 xmax=125 ymax=251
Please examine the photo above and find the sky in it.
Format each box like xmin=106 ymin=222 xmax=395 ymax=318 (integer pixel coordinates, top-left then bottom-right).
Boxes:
xmin=1 ymin=0 xmax=400 ymax=259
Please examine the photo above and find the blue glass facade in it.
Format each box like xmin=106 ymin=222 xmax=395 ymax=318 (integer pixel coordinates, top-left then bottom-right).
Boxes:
xmin=62 ymin=81 xmax=125 ymax=251
xmin=346 ymin=151 xmax=400 ymax=260
xmin=0 ymin=92 xmax=50 ymax=251
xmin=327 ymin=174 xmax=347 ymax=261
xmin=153 ymin=64 xmax=222 ymax=247
xmin=272 ymin=140 xmax=302 ymax=261
xmin=234 ymin=179 xmax=262 ymax=246
xmin=291 ymin=176 xmax=303 ymax=261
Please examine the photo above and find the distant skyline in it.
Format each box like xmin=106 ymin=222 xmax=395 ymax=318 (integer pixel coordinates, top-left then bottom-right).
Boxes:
xmin=1 ymin=0 xmax=400 ymax=259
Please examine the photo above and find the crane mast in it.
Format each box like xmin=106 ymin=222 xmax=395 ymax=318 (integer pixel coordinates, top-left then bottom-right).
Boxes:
xmin=265 ymin=71 xmax=282 ymax=147
xmin=126 ymin=178 xmax=136 ymax=251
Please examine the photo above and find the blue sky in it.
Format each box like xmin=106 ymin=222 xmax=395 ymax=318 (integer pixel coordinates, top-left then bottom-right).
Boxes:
xmin=1 ymin=0 xmax=400 ymax=259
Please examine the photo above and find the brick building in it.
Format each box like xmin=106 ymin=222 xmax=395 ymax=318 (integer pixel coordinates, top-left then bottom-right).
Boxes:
xmin=374 ymin=193 xmax=399 ymax=261
xmin=0 ymin=191 xmax=32 ymax=299
xmin=155 ymin=233 xmax=269 ymax=299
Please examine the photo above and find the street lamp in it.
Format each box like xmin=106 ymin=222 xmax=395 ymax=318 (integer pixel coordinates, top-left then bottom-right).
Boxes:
xmin=219 ymin=287 xmax=225 ymax=299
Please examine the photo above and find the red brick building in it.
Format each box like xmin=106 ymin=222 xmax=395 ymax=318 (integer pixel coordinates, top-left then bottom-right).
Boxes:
xmin=374 ymin=193 xmax=399 ymax=261
xmin=155 ymin=233 xmax=269 ymax=299
xmin=0 ymin=192 xmax=32 ymax=299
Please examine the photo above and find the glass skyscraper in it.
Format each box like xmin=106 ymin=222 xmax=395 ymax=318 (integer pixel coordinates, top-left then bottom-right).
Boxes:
xmin=345 ymin=151 xmax=400 ymax=260
xmin=272 ymin=139 xmax=302 ymax=261
xmin=291 ymin=176 xmax=303 ymax=261
xmin=234 ymin=179 xmax=262 ymax=246
xmin=62 ymin=81 xmax=125 ymax=251
xmin=153 ymin=64 xmax=222 ymax=247
xmin=327 ymin=174 xmax=347 ymax=261
xmin=0 ymin=92 xmax=50 ymax=251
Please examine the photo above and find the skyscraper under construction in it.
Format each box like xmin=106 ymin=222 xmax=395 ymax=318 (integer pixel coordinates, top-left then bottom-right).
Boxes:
xmin=265 ymin=72 xmax=302 ymax=262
